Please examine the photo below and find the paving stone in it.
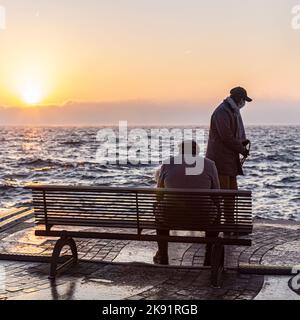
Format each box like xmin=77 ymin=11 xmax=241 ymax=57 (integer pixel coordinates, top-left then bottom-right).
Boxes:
xmin=0 ymin=218 xmax=300 ymax=299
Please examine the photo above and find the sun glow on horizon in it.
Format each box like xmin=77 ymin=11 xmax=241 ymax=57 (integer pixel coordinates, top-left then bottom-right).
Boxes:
xmin=0 ymin=56 xmax=57 ymax=106
xmin=12 ymin=65 xmax=51 ymax=106
xmin=20 ymin=82 xmax=44 ymax=105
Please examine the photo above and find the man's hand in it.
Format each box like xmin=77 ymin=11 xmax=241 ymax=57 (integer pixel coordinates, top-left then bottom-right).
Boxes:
xmin=242 ymin=147 xmax=250 ymax=158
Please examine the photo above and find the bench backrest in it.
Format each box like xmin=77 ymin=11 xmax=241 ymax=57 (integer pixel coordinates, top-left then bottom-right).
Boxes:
xmin=28 ymin=185 xmax=253 ymax=234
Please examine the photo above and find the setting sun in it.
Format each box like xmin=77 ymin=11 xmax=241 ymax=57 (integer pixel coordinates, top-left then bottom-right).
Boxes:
xmin=21 ymin=83 xmax=44 ymax=105
xmin=7 ymin=62 xmax=51 ymax=106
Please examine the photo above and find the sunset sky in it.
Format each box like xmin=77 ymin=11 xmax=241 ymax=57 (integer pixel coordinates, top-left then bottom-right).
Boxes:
xmin=0 ymin=0 xmax=299 ymax=125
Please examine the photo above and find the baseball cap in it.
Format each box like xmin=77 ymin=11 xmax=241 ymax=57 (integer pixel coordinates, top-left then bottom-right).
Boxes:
xmin=230 ymin=87 xmax=252 ymax=102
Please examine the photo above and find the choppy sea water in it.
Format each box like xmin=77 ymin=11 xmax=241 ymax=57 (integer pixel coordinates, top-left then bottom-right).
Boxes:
xmin=0 ymin=126 xmax=299 ymax=221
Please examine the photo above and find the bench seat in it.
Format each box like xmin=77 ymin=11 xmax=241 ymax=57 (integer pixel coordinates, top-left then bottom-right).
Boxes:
xmin=27 ymin=185 xmax=253 ymax=287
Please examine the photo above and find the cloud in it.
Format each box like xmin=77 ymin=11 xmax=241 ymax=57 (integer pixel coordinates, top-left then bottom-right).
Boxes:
xmin=0 ymin=100 xmax=212 ymax=126
xmin=0 ymin=99 xmax=299 ymax=126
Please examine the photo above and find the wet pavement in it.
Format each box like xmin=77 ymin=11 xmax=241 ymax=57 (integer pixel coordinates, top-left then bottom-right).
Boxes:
xmin=0 ymin=213 xmax=300 ymax=300
xmin=0 ymin=260 xmax=263 ymax=300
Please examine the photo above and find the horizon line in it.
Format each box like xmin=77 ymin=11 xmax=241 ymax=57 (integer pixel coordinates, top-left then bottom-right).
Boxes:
xmin=0 ymin=123 xmax=299 ymax=128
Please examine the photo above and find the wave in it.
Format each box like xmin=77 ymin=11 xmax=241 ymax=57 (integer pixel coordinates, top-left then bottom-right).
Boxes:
xmin=263 ymin=183 xmax=291 ymax=190
xmin=17 ymin=158 xmax=77 ymax=171
xmin=0 ymin=184 xmax=24 ymax=191
xmin=61 ymin=140 xmax=84 ymax=146
xmin=17 ymin=158 xmax=107 ymax=169
xmin=114 ymin=162 xmax=154 ymax=168
xmin=264 ymin=155 xmax=296 ymax=162
xmin=18 ymin=158 xmax=56 ymax=167
xmin=280 ymin=176 xmax=299 ymax=183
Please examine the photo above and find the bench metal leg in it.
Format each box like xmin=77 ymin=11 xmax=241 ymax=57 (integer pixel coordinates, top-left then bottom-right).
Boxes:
xmin=210 ymin=241 xmax=225 ymax=288
xmin=49 ymin=233 xmax=78 ymax=280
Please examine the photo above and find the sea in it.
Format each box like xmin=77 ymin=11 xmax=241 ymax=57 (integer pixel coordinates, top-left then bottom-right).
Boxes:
xmin=0 ymin=125 xmax=299 ymax=221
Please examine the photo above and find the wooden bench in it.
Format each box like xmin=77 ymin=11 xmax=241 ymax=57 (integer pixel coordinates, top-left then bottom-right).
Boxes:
xmin=27 ymin=185 xmax=253 ymax=287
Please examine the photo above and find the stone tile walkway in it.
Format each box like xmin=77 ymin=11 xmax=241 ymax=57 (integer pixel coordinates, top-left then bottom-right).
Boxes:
xmin=0 ymin=216 xmax=299 ymax=300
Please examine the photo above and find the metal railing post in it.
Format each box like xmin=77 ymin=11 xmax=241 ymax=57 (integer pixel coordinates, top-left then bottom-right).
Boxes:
xmin=43 ymin=190 xmax=49 ymax=231
xmin=135 ymin=192 xmax=141 ymax=235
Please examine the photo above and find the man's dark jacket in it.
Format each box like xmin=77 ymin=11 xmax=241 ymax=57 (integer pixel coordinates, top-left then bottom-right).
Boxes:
xmin=206 ymin=100 xmax=246 ymax=177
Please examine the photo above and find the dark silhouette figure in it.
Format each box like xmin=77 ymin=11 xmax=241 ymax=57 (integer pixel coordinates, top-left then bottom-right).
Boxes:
xmin=206 ymin=87 xmax=252 ymax=230
xmin=154 ymin=140 xmax=220 ymax=265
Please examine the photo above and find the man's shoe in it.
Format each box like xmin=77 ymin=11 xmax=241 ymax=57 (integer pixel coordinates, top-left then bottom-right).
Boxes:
xmin=153 ymin=251 xmax=169 ymax=265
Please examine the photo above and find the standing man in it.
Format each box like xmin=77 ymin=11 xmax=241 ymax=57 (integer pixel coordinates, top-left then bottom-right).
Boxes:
xmin=206 ymin=87 xmax=252 ymax=224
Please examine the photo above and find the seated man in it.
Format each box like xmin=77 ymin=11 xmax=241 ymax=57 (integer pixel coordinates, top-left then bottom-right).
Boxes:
xmin=154 ymin=140 xmax=220 ymax=265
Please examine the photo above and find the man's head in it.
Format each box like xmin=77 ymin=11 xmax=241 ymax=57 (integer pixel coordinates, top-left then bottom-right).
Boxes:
xmin=179 ymin=140 xmax=200 ymax=156
xmin=177 ymin=140 xmax=204 ymax=175
xmin=230 ymin=87 xmax=252 ymax=108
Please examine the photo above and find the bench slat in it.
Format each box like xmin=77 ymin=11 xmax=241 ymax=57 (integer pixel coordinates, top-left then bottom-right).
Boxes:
xmin=28 ymin=185 xmax=253 ymax=235
xmin=28 ymin=184 xmax=251 ymax=195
